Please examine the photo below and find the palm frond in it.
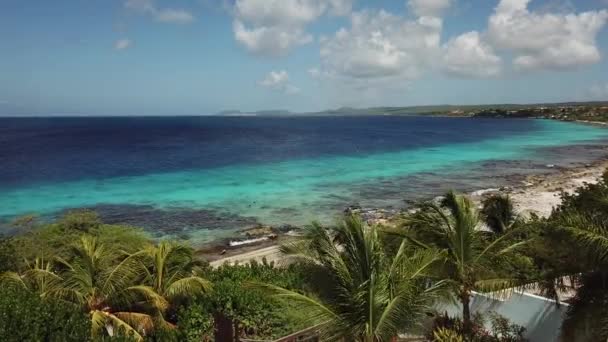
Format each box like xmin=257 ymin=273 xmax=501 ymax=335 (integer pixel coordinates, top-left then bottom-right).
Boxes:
xmin=252 ymin=282 xmax=340 ymax=325
xmin=127 ymin=285 xmax=169 ymax=311
xmin=0 ymin=272 xmax=28 ymax=290
xmin=113 ymin=311 xmax=155 ymax=335
xmin=164 ymin=276 xmax=211 ymax=300
xmin=91 ymin=310 xmax=144 ymax=341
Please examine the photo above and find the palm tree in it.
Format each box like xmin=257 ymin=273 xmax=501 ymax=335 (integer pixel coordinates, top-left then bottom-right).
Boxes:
xmin=127 ymin=241 xmax=211 ymax=328
xmin=536 ymin=212 xmax=608 ymax=341
xmin=401 ymin=191 xmax=526 ymax=334
xmin=52 ymin=235 xmax=155 ymax=341
xmin=0 ymin=257 xmax=61 ymax=296
xmin=481 ymin=194 xmax=518 ymax=234
xmin=528 ymin=172 xmax=608 ymax=341
xmin=259 ymin=215 xmax=447 ymax=341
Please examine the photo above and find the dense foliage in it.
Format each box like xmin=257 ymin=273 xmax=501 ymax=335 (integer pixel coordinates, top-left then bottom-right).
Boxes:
xmin=178 ymin=260 xmax=308 ymax=341
xmin=0 ymin=286 xmax=91 ymax=342
xmin=399 ymin=191 xmax=530 ymax=335
xmin=264 ymin=216 xmax=449 ymax=341
xmin=0 ymin=210 xmax=307 ymax=341
xmin=523 ymin=171 xmax=608 ymax=341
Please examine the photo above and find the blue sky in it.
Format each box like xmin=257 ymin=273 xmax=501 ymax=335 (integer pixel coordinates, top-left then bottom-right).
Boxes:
xmin=1 ymin=0 xmax=608 ymax=116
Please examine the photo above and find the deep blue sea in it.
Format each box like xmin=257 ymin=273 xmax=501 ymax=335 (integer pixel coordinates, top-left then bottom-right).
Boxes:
xmin=1 ymin=116 xmax=607 ymax=243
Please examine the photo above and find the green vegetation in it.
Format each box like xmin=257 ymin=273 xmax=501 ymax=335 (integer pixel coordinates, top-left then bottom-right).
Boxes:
xmin=263 ymin=216 xmax=447 ymax=341
xmin=428 ymin=311 xmax=526 ymax=342
xmin=2 ymin=171 xmax=608 ymax=341
xmin=398 ymin=191 xmax=528 ymax=336
xmin=0 ymin=286 xmax=91 ymax=342
xmin=523 ymin=172 xmax=608 ymax=341
xmin=0 ymin=211 xmax=307 ymax=341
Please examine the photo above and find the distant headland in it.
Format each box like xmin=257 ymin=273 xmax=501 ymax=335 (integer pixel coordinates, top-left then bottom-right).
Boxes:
xmin=217 ymin=101 xmax=608 ymax=122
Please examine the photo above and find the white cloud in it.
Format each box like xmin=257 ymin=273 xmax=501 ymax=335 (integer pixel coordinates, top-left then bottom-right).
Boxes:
xmin=306 ymin=0 xmax=608 ymax=106
xmin=407 ymin=0 xmax=451 ymax=17
xmin=258 ymin=70 xmax=301 ymax=94
xmin=316 ymin=10 xmax=442 ymax=84
xmin=114 ymin=38 xmax=132 ymax=50
xmin=233 ymin=21 xmax=312 ymax=57
xmin=125 ymin=0 xmax=194 ymax=24
xmin=488 ymin=0 xmax=608 ymax=70
xmin=442 ymin=31 xmax=502 ymax=78
xmin=232 ymin=0 xmax=353 ymax=56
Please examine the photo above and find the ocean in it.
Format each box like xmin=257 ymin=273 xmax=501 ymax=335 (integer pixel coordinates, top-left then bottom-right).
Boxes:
xmin=1 ymin=116 xmax=607 ymax=243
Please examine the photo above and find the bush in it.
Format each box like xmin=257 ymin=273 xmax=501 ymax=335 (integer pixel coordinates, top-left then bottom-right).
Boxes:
xmin=0 ymin=287 xmax=90 ymax=341
xmin=0 ymin=237 xmax=18 ymax=273
xmin=175 ymin=304 xmax=214 ymax=342
xmin=59 ymin=210 xmax=101 ymax=231
xmin=427 ymin=312 xmax=527 ymax=342
xmin=181 ymin=260 xmax=309 ymax=341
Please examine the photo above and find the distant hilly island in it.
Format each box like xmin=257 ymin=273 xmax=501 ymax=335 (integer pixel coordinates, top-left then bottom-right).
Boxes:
xmin=217 ymin=101 xmax=608 ymax=117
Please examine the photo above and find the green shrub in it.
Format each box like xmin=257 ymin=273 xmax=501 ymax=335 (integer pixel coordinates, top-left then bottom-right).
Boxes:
xmin=427 ymin=312 xmax=527 ymax=342
xmin=0 ymin=287 xmax=90 ymax=341
xmin=176 ymin=304 xmax=214 ymax=342
xmin=58 ymin=209 xmax=101 ymax=231
xmin=0 ymin=237 xmax=18 ymax=272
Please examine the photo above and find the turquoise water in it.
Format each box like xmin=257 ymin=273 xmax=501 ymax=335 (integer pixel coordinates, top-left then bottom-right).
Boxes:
xmin=1 ymin=118 xmax=607 ymax=243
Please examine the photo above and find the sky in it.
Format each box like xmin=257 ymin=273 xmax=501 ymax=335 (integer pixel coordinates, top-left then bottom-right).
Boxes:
xmin=1 ymin=0 xmax=608 ymax=116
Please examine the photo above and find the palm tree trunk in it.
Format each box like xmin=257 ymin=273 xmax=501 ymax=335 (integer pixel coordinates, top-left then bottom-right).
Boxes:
xmin=214 ymin=312 xmax=234 ymax=342
xmin=461 ymin=292 xmax=472 ymax=336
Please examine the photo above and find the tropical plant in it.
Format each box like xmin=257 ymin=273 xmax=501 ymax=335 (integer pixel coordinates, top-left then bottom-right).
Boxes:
xmin=427 ymin=311 xmax=526 ymax=342
xmin=260 ymin=215 xmax=448 ymax=341
xmin=195 ymin=260 xmax=307 ymax=342
xmin=10 ymin=211 xmax=149 ymax=268
xmin=532 ymin=211 xmax=608 ymax=341
xmin=433 ymin=327 xmax=464 ymax=342
xmin=0 ymin=257 xmax=61 ymax=296
xmin=127 ymin=241 xmax=211 ymax=329
xmin=523 ymin=172 xmax=608 ymax=340
xmin=401 ymin=191 xmax=528 ymax=335
xmin=52 ymin=235 xmax=154 ymax=341
xmin=481 ymin=194 xmax=518 ymax=234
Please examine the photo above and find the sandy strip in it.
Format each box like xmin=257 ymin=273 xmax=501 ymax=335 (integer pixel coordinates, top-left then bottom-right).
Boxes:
xmin=210 ymin=245 xmax=284 ymax=267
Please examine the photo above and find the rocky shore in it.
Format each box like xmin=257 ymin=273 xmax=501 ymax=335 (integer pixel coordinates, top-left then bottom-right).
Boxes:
xmin=201 ymin=158 xmax=608 ymax=266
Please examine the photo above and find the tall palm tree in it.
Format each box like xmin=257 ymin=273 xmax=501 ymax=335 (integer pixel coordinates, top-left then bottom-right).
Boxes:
xmin=402 ymin=191 xmax=526 ymax=334
xmin=259 ymin=215 xmax=447 ymax=341
xmin=52 ymin=235 xmax=155 ymax=341
xmin=127 ymin=241 xmax=211 ymax=328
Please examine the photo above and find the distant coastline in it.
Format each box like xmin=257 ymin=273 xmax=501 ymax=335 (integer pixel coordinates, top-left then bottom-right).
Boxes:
xmin=215 ymin=101 xmax=608 ymax=120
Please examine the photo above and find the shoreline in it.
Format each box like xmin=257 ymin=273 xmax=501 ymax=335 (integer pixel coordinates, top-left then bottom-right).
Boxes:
xmin=204 ymin=158 xmax=608 ymax=266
